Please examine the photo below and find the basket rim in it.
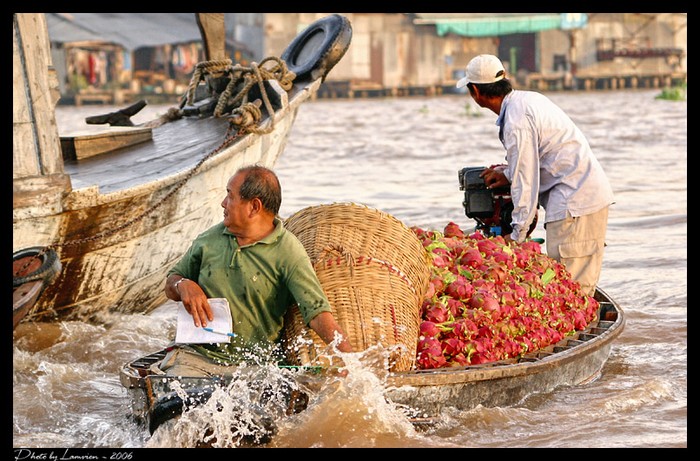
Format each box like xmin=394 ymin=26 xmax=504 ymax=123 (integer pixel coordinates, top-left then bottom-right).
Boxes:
xmin=285 ymin=202 xmax=417 ymax=230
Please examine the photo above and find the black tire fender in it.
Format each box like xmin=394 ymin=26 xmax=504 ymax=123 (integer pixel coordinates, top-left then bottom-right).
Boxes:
xmin=281 ymin=14 xmax=352 ymax=82
xmin=149 ymin=387 xmax=214 ymax=434
xmin=13 ymin=246 xmax=61 ymax=288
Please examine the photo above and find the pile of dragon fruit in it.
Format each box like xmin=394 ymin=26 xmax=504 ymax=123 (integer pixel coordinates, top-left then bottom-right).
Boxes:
xmin=411 ymin=222 xmax=599 ymax=370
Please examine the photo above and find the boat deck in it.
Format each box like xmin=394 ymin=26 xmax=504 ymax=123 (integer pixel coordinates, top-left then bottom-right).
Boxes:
xmin=62 ymin=79 xmax=298 ymax=195
xmin=62 ymin=114 xmax=232 ymax=194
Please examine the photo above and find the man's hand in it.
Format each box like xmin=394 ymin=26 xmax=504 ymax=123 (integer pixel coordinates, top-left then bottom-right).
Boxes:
xmin=480 ymin=166 xmax=509 ymax=189
xmin=309 ymin=312 xmax=354 ymax=353
xmin=181 ymin=283 xmax=215 ymax=328
xmin=167 ymin=275 xmax=214 ymax=327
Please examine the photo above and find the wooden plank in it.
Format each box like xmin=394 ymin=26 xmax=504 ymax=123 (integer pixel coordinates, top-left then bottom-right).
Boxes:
xmin=14 ymin=14 xmax=64 ymax=176
xmin=60 ymin=127 xmax=153 ymax=161
xmin=13 ymin=16 xmax=40 ymax=177
xmin=63 ymin=116 xmax=230 ymax=192
xmin=195 ymin=13 xmax=226 ymax=62
xmin=12 ymin=174 xmax=72 ymax=210
xmin=12 ymin=122 xmax=40 ymax=178
xmin=75 ymin=91 xmax=115 ymax=106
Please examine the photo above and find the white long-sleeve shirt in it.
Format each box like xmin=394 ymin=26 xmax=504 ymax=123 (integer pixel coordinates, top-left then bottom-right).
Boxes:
xmin=498 ymin=90 xmax=614 ymax=242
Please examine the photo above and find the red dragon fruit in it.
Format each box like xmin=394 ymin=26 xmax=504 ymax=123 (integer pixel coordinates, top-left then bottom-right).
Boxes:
xmin=410 ymin=221 xmax=599 ymax=370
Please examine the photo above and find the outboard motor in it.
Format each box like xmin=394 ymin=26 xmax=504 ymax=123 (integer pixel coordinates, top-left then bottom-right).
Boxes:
xmin=458 ymin=166 xmax=537 ymax=238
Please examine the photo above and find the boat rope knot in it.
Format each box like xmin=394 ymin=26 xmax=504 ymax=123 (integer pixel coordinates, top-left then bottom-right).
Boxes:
xmin=228 ymin=100 xmax=264 ymax=134
xmin=183 ymin=56 xmax=296 ymax=136
xmin=213 ymin=57 xmax=295 ymax=132
xmin=184 ymin=59 xmax=233 ymax=106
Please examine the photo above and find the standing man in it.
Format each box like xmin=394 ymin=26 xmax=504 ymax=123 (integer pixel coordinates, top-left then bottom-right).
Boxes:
xmin=162 ymin=165 xmax=352 ymax=377
xmin=457 ymin=54 xmax=614 ymax=296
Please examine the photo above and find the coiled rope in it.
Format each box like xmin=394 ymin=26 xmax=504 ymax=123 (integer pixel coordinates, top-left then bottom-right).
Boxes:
xmin=184 ymin=56 xmax=296 ymax=134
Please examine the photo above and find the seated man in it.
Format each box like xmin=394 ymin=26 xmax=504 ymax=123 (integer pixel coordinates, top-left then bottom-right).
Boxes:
xmin=161 ymin=165 xmax=352 ymax=377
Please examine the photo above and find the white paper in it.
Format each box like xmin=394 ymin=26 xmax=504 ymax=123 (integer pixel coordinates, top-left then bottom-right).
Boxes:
xmin=175 ymin=298 xmax=233 ymax=344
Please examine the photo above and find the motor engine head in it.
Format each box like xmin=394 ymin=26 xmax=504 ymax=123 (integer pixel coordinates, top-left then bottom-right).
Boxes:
xmin=458 ymin=166 xmax=536 ymax=238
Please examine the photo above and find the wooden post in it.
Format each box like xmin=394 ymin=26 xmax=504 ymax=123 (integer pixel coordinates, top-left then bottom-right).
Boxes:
xmin=13 ymin=13 xmax=71 ymax=211
xmin=13 ymin=13 xmax=65 ymax=178
xmin=195 ymin=13 xmax=226 ymax=62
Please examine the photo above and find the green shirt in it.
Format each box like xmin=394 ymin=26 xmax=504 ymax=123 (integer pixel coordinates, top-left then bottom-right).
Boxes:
xmin=168 ymin=218 xmax=331 ymax=364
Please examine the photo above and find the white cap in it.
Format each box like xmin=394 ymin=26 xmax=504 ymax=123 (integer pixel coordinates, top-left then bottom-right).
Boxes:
xmin=456 ymin=54 xmax=506 ymax=88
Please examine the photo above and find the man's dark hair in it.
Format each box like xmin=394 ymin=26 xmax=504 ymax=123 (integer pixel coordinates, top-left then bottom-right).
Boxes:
xmin=238 ymin=165 xmax=282 ymax=215
xmin=468 ymin=77 xmax=513 ymax=98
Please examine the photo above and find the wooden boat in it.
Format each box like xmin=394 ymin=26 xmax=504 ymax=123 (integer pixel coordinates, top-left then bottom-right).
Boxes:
xmin=384 ymin=286 xmax=625 ymax=422
xmin=119 ymin=286 xmax=624 ymax=437
xmin=119 ymin=355 xmax=319 ymax=445
xmin=12 ymin=13 xmax=352 ymax=324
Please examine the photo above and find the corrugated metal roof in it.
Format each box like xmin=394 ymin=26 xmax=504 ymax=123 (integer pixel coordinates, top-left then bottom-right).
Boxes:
xmin=46 ymin=13 xmax=205 ymax=50
xmin=413 ymin=13 xmax=587 ymax=37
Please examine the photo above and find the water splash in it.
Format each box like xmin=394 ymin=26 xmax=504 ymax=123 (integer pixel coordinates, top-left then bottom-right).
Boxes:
xmin=142 ymin=341 xmax=431 ymax=448
xmin=271 ymin=345 xmax=428 ymax=447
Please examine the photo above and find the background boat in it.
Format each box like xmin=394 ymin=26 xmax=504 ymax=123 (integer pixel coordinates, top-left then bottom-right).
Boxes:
xmin=12 ymin=13 xmax=352 ymax=324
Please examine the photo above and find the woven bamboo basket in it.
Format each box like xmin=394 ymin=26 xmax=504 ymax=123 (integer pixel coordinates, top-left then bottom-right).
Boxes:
xmin=283 ymin=203 xmax=430 ymax=293
xmin=283 ymin=203 xmax=431 ymax=372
